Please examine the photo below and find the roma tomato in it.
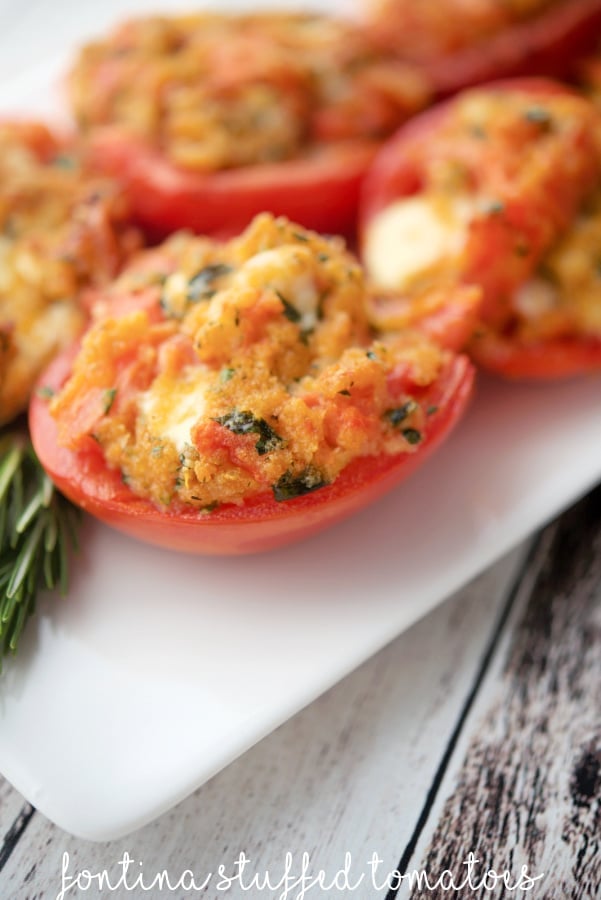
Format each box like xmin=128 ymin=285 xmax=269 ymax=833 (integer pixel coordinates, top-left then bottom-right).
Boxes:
xmin=70 ymin=11 xmax=430 ymax=239
xmin=30 ymin=346 xmax=474 ymax=555
xmin=360 ymin=79 xmax=601 ymax=379
xmin=29 ymin=213 xmax=475 ymax=556
xmin=364 ymin=0 xmax=601 ymax=96
xmin=0 ymin=119 xmax=138 ymax=426
xmin=468 ymin=331 xmax=601 ymax=379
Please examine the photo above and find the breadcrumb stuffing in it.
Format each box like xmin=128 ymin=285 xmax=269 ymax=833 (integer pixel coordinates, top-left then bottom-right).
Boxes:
xmin=68 ymin=11 xmax=430 ymax=171
xmin=51 ymin=215 xmax=450 ymax=510
xmin=0 ymin=121 xmax=139 ymax=425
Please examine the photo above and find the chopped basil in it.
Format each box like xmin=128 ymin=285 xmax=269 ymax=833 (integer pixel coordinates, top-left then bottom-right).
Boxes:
xmin=187 ymin=263 xmax=234 ymax=302
xmin=220 ymin=367 xmax=236 ymax=383
xmin=103 ymin=388 xmax=117 ymax=414
xmin=385 ymin=401 xmax=418 ymax=427
xmin=276 ymin=291 xmax=301 ymax=323
xmin=515 ymin=241 xmax=530 ymax=257
xmin=403 ymin=428 xmax=422 ymax=445
xmin=524 ymin=107 xmax=553 ymax=129
xmin=482 ymin=199 xmax=505 ymax=216
xmin=52 ymin=154 xmax=77 ymax=170
xmin=160 ymin=263 xmax=234 ymax=319
xmin=273 ymin=466 xmax=328 ymax=501
xmin=36 ymin=385 xmax=55 ymax=400
xmin=292 ymin=231 xmax=309 ymax=242
xmin=213 ymin=410 xmax=282 ymax=455
xmin=470 ymin=124 xmax=487 ymax=140
xmin=426 ymin=405 xmax=439 ymax=416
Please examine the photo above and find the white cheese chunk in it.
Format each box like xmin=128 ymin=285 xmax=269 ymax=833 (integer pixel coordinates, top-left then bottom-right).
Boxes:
xmin=364 ymin=195 xmax=474 ymax=291
xmin=239 ymin=247 xmax=321 ymax=332
xmin=139 ymin=366 xmax=212 ymax=453
xmin=512 ymin=277 xmax=558 ymax=319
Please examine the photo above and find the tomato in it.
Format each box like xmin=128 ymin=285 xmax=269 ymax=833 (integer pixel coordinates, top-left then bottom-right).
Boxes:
xmin=365 ymin=0 xmax=601 ymax=97
xmin=360 ymin=79 xmax=601 ymax=379
xmin=469 ymin=331 xmax=601 ymax=379
xmin=83 ymin=130 xmax=379 ymax=241
xmin=29 ymin=345 xmax=474 ymax=556
xmin=70 ymin=10 xmax=433 ymax=240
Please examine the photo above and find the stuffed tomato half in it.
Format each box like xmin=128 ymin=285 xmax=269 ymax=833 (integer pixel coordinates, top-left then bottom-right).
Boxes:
xmin=30 ymin=215 xmax=474 ymax=556
xmin=361 ymin=79 xmax=601 ymax=378
xmin=362 ymin=0 xmax=601 ymax=96
xmin=68 ymin=11 xmax=430 ymax=240
xmin=0 ymin=120 xmax=138 ymax=426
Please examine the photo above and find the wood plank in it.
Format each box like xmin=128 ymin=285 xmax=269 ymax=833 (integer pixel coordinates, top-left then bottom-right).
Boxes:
xmin=0 ymin=780 xmax=34 ymax=872
xmin=394 ymin=490 xmax=601 ymax=899
xmin=0 ymin=546 xmax=527 ymax=899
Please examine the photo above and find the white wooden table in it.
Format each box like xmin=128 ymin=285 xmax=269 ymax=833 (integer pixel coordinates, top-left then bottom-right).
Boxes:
xmin=0 ymin=485 xmax=600 ymax=898
xmin=1 ymin=0 xmax=600 ymax=896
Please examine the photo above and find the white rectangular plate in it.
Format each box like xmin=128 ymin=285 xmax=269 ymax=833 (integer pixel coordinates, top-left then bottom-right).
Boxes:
xmin=1 ymin=0 xmax=601 ymax=842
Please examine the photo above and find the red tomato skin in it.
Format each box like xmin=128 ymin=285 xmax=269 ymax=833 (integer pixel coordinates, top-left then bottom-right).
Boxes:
xmin=469 ymin=333 xmax=601 ymax=379
xmin=30 ymin=346 xmax=474 ymax=556
xmin=85 ymin=129 xmax=379 ymax=240
xmin=420 ymin=0 xmax=601 ymax=97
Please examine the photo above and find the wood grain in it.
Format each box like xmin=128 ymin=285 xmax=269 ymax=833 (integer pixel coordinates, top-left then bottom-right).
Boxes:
xmin=398 ymin=490 xmax=601 ymax=900
xmin=0 ymin=781 xmax=33 ymax=873
xmin=0 ymin=548 xmax=526 ymax=899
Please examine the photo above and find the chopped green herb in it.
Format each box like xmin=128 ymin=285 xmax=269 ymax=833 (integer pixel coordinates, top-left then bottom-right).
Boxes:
xmin=366 ymin=350 xmax=378 ymax=361
xmin=220 ymin=367 xmax=236 ymax=383
xmin=338 ymin=389 xmax=351 ymax=397
xmin=524 ymin=107 xmax=553 ymax=128
xmin=103 ymin=388 xmax=116 ymax=414
xmin=482 ymin=199 xmax=505 ymax=216
xmin=276 ymin=291 xmax=301 ymax=323
xmin=403 ymin=428 xmax=422 ymax=445
xmin=36 ymin=385 xmax=55 ymax=400
xmin=213 ymin=410 xmax=282 ymax=456
xmin=292 ymin=231 xmax=309 ymax=242
xmin=470 ymin=124 xmax=487 ymax=140
xmin=515 ymin=242 xmax=530 ymax=257
xmin=426 ymin=405 xmax=439 ymax=416
xmin=385 ymin=401 xmax=418 ymax=428
xmin=151 ymin=444 xmax=164 ymax=458
xmin=187 ymin=263 xmax=234 ymax=303
xmin=273 ymin=466 xmax=328 ymax=501
xmin=52 ymin=154 xmax=77 ymax=170
xmin=317 ymin=253 xmax=330 ymax=263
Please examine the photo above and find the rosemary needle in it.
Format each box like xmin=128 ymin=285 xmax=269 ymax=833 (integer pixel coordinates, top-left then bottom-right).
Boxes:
xmin=0 ymin=431 xmax=80 ymax=669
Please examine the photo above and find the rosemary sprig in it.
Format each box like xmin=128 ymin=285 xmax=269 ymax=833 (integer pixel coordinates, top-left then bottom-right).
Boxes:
xmin=0 ymin=431 xmax=80 ymax=669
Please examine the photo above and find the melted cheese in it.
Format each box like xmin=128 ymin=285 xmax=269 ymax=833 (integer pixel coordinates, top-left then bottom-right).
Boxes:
xmin=364 ymin=195 xmax=474 ymax=291
xmin=239 ymin=246 xmax=321 ymax=331
xmin=139 ymin=365 xmax=212 ymax=453
xmin=512 ymin=277 xmax=558 ymax=320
